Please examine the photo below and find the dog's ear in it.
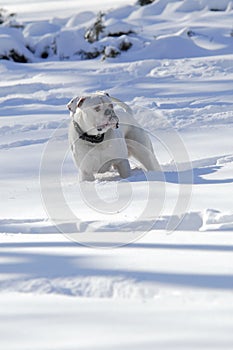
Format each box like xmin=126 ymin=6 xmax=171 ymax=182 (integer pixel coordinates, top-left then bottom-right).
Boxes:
xmin=77 ymin=97 xmax=86 ymax=108
xmin=67 ymin=96 xmax=86 ymax=113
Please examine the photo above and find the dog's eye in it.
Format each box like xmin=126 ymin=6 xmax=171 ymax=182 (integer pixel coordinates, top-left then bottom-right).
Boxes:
xmin=94 ymin=106 xmax=101 ymax=112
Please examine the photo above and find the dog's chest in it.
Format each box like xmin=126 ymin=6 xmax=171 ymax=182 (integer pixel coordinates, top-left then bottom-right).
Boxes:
xmin=70 ymin=127 xmax=128 ymax=170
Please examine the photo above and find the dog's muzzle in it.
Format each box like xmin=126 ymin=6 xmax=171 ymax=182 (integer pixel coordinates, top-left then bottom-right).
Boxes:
xmin=97 ymin=108 xmax=119 ymax=131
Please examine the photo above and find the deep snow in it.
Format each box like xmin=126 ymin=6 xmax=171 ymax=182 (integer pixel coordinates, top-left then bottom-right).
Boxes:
xmin=0 ymin=1 xmax=233 ymax=349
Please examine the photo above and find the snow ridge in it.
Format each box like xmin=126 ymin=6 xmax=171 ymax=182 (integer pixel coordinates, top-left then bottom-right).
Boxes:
xmin=1 ymin=208 xmax=233 ymax=234
xmin=0 ymin=276 xmax=154 ymax=299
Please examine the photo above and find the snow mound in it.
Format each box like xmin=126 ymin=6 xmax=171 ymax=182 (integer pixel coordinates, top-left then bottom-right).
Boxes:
xmin=138 ymin=31 xmax=209 ymax=59
xmin=23 ymin=21 xmax=60 ymax=37
xmin=0 ymin=27 xmax=33 ymax=62
xmin=201 ymin=209 xmax=233 ymax=231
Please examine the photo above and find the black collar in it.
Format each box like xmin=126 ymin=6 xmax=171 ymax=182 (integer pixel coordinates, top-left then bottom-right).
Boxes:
xmin=73 ymin=120 xmax=105 ymax=144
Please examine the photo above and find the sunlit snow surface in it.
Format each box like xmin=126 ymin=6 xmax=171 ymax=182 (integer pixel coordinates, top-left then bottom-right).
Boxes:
xmin=0 ymin=1 xmax=233 ymax=349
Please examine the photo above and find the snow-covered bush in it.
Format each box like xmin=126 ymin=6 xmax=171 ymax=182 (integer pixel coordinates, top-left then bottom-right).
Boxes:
xmin=78 ymin=48 xmax=101 ymax=60
xmin=85 ymin=12 xmax=105 ymax=43
xmin=200 ymin=0 xmax=231 ymax=11
xmin=103 ymin=45 xmax=120 ymax=59
xmin=79 ymin=12 xmax=136 ymax=60
xmin=0 ymin=27 xmax=33 ymax=62
xmin=33 ymin=33 xmax=57 ymax=59
xmin=104 ymin=19 xmax=135 ymax=37
xmin=0 ymin=8 xmax=23 ymax=28
xmin=137 ymin=0 xmax=155 ymax=6
xmin=0 ymin=48 xmax=27 ymax=62
xmin=0 ymin=9 xmax=32 ymax=62
xmin=118 ymin=37 xmax=132 ymax=51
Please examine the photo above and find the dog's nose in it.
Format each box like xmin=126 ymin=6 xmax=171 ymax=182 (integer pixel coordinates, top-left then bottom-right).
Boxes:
xmin=112 ymin=116 xmax=119 ymax=128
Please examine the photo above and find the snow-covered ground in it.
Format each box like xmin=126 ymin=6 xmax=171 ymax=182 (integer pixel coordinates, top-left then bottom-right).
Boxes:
xmin=0 ymin=1 xmax=233 ymax=349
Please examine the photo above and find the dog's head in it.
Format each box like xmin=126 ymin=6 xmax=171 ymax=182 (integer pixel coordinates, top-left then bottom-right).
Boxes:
xmin=67 ymin=92 xmax=119 ymax=136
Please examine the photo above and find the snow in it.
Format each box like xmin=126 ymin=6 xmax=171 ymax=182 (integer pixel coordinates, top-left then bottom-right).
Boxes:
xmin=0 ymin=0 xmax=233 ymax=349
xmin=1 ymin=0 xmax=233 ymax=62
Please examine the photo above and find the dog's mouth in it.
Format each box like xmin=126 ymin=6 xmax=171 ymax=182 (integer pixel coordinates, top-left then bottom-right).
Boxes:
xmin=97 ymin=121 xmax=119 ymax=132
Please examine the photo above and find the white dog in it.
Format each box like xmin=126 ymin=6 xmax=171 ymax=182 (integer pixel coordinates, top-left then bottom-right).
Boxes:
xmin=67 ymin=91 xmax=160 ymax=181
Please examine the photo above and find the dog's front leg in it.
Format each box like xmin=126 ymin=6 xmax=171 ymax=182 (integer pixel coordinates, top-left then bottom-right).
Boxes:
xmin=114 ymin=159 xmax=131 ymax=179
